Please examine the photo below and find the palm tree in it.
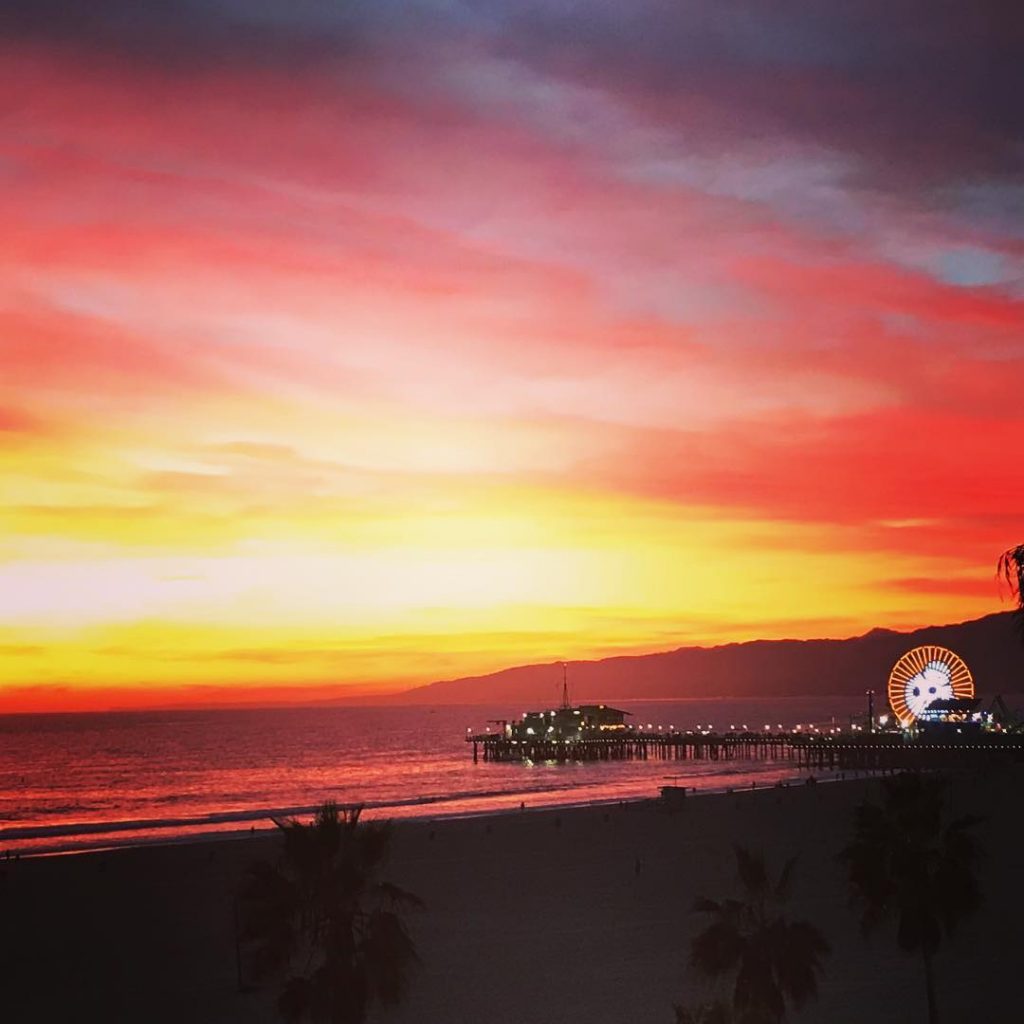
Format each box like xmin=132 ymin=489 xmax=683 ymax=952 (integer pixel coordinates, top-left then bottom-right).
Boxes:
xmin=688 ymin=847 xmax=829 ymax=1024
xmin=238 ymin=802 xmax=422 ymax=1024
xmin=997 ymin=544 xmax=1024 ymax=634
xmin=840 ymin=772 xmax=982 ymax=1024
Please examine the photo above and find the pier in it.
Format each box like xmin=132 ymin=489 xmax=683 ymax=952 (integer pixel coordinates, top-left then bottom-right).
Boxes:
xmin=467 ymin=729 xmax=1024 ymax=771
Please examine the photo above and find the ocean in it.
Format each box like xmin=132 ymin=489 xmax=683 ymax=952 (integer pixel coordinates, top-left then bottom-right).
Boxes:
xmin=0 ymin=697 xmax=862 ymax=856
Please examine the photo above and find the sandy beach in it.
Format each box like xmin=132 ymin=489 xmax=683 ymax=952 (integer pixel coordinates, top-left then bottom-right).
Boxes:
xmin=2 ymin=769 xmax=1021 ymax=1024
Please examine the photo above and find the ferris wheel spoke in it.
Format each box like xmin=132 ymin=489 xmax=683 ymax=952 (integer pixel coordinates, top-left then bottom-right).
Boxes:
xmin=887 ymin=645 xmax=973 ymax=726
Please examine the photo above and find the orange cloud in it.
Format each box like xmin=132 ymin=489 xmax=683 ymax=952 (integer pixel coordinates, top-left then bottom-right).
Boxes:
xmin=1 ymin=26 xmax=1020 ymax=712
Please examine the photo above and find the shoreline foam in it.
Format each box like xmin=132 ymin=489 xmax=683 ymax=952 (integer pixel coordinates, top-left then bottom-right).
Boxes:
xmin=5 ymin=759 xmax=838 ymax=858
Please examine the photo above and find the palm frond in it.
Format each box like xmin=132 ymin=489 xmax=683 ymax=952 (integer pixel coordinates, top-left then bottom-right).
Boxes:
xmin=374 ymin=881 xmax=426 ymax=911
xmin=690 ymin=919 xmax=744 ymax=978
xmin=361 ymin=909 xmax=420 ymax=1006
xmin=842 ymin=771 xmax=983 ymax=959
xmin=770 ymin=919 xmax=830 ymax=1007
xmin=774 ymin=856 xmax=798 ymax=903
xmin=237 ymin=861 xmax=300 ymax=979
xmin=733 ymin=947 xmax=784 ymax=1021
xmin=997 ymin=545 xmax=1024 ymax=638
xmin=733 ymin=846 xmax=769 ymax=900
xmin=690 ymin=848 xmax=828 ymax=1023
xmin=997 ymin=545 xmax=1024 ymax=603
xmin=237 ymin=800 xmax=420 ymax=1022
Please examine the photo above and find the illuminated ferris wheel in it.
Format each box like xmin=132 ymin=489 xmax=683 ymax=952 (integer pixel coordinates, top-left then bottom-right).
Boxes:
xmin=887 ymin=645 xmax=974 ymax=725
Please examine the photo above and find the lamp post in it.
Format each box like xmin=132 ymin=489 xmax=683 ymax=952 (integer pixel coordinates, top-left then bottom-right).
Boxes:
xmin=866 ymin=689 xmax=875 ymax=734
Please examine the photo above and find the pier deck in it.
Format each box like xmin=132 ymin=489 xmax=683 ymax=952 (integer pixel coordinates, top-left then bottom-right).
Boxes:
xmin=466 ymin=730 xmax=1024 ymax=771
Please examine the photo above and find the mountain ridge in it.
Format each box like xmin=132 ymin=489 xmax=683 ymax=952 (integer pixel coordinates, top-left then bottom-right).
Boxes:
xmin=395 ymin=612 xmax=1023 ymax=706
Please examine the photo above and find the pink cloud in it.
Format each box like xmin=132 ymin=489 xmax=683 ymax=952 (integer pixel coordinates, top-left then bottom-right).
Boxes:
xmin=2 ymin=29 xmax=1020 ymax=661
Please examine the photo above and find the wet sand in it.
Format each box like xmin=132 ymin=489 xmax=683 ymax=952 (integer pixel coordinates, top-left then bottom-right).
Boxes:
xmin=1 ymin=769 xmax=1021 ymax=1023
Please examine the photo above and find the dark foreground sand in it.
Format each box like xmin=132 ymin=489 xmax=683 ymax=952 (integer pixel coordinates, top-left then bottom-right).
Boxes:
xmin=2 ymin=768 xmax=1022 ymax=1024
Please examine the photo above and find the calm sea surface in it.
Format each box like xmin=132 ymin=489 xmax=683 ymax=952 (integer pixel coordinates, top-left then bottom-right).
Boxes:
xmin=0 ymin=698 xmax=861 ymax=856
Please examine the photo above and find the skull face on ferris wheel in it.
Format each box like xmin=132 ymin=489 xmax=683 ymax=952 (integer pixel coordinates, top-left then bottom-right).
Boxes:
xmin=903 ymin=659 xmax=954 ymax=719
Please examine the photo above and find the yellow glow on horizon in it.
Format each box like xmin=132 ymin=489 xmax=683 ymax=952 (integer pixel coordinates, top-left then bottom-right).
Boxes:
xmin=0 ymin=463 xmax=992 ymax=705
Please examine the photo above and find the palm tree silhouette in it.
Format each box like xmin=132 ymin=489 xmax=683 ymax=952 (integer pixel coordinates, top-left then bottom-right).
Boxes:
xmin=238 ymin=802 xmax=422 ymax=1024
xmin=687 ymin=846 xmax=829 ymax=1024
xmin=840 ymin=772 xmax=982 ymax=1024
xmin=997 ymin=544 xmax=1024 ymax=634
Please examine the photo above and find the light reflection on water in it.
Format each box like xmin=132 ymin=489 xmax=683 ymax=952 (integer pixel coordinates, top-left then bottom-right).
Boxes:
xmin=0 ymin=698 xmax=860 ymax=855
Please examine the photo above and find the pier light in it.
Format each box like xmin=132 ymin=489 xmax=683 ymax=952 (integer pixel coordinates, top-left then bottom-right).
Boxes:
xmin=742 ymin=724 xmax=748 ymax=731
xmin=764 ymin=724 xmax=770 ymax=732
xmin=526 ymin=727 xmax=535 ymax=735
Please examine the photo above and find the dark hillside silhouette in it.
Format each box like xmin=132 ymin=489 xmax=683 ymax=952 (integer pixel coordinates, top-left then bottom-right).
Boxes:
xmin=397 ymin=612 xmax=1023 ymax=705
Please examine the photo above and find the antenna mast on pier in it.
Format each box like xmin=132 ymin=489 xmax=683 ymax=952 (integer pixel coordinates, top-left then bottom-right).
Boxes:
xmin=560 ymin=662 xmax=570 ymax=709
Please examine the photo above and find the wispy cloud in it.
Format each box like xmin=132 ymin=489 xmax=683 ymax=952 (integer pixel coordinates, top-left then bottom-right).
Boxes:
xmin=1 ymin=2 xmax=1019 ymax=708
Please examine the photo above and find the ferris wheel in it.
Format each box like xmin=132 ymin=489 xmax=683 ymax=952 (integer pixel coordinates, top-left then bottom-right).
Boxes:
xmin=887 ymin=645 xmax=974 ymax=725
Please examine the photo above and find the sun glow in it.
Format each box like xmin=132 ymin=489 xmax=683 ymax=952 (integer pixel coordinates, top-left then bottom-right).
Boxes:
xmin=2 ymin=19 xmax=1020 ymax=712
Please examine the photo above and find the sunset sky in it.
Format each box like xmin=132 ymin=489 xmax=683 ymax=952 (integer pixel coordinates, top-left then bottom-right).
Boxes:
xmin=2 ymin=2 xmax=1022 ymax=711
